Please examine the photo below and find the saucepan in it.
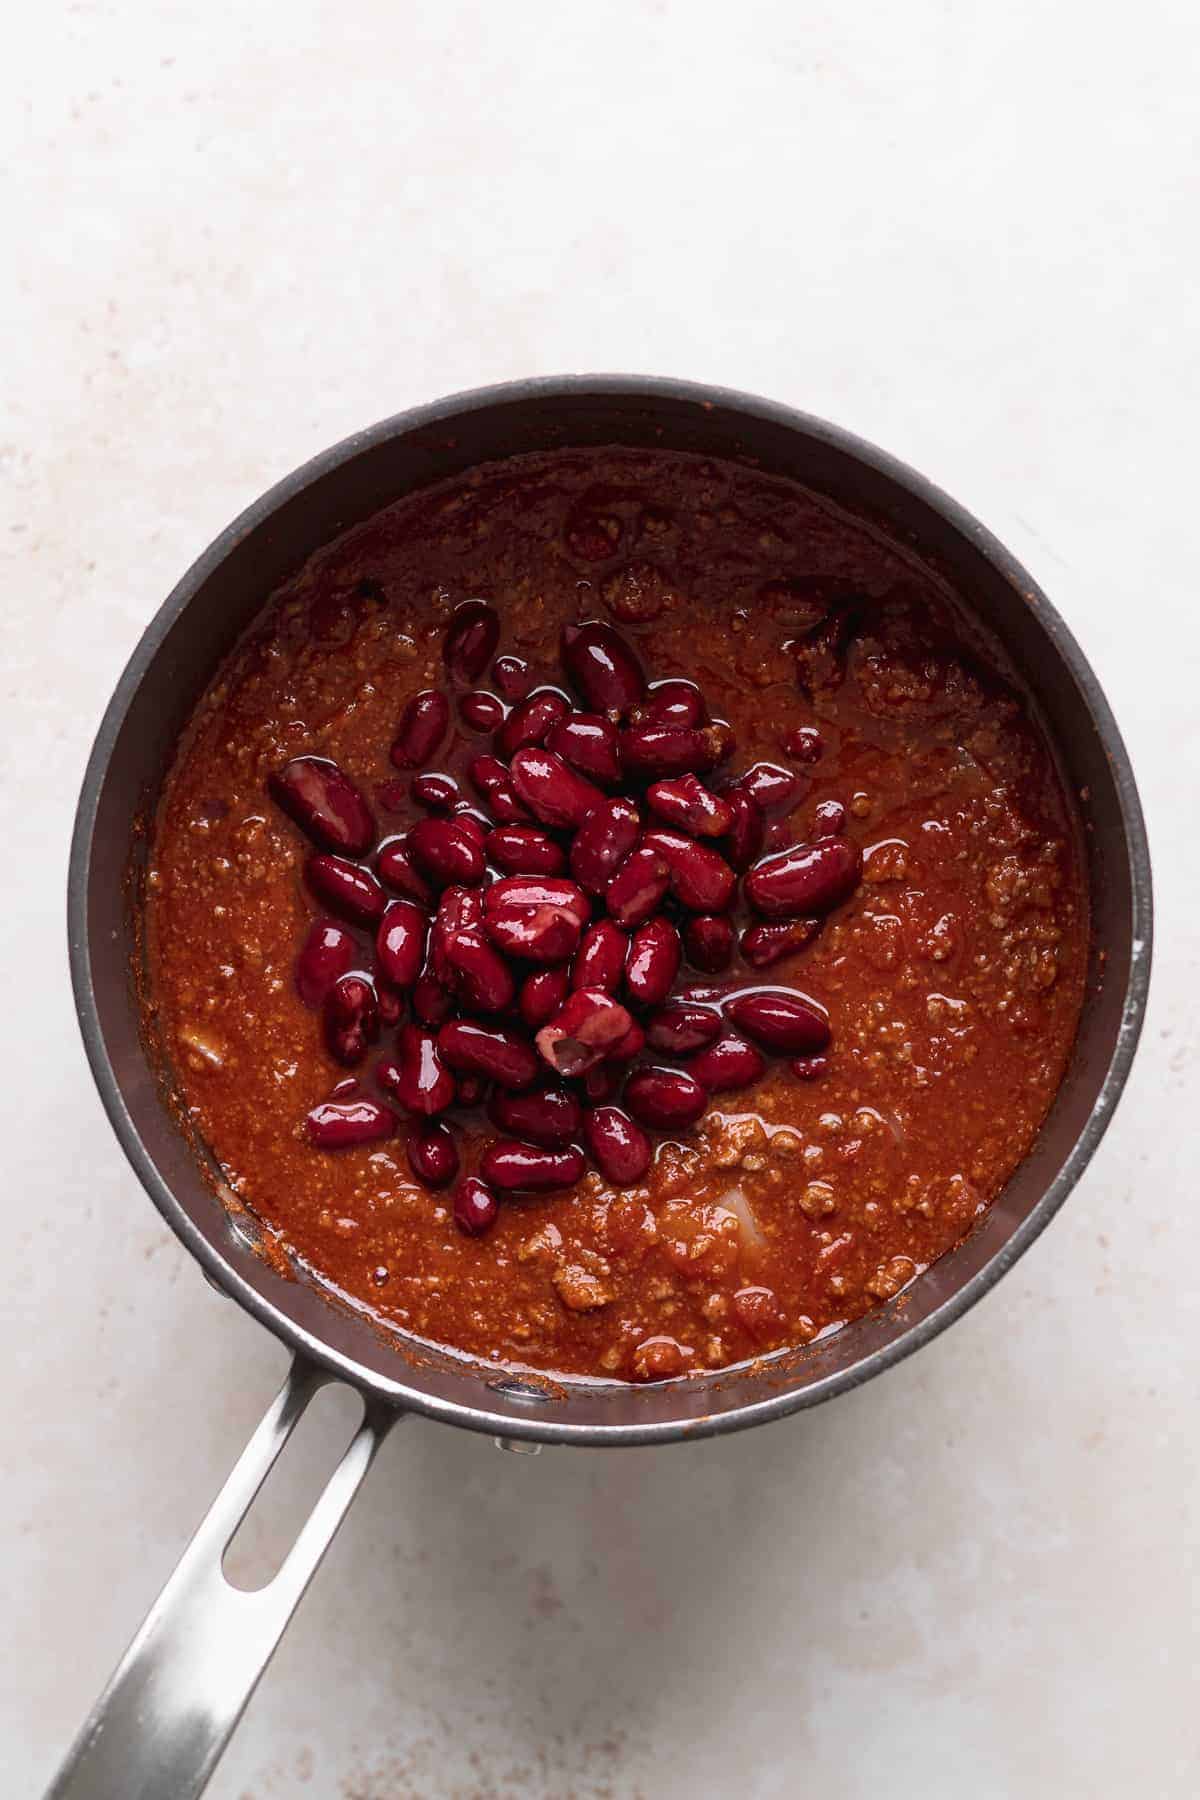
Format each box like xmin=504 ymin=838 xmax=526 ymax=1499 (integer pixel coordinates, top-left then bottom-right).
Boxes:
xmin=56 ymin=377 xmax=1152 ymax=1799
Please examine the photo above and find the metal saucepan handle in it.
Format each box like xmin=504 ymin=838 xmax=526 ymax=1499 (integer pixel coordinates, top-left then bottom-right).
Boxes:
xmin=46 ymin=1356 xmax=397 ymax=1800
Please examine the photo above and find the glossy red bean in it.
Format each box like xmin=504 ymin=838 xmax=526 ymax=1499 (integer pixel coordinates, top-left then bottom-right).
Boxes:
xmin=625 ymin=916 xmax=681 ymax=1006
xmin=643 ymin=679 xmax=706 ymax=728
xmin=485 ymin=877 xmax=590 ymax=926
xmin=561 ymin=620 xmax=646 ymax=714
xmin=484 ymin=904 xmax=580 ymax=964
xmin=584 ymin=1106 xmax=651 ymax=1185
xmin=644 ymin=1000 xmax=722 ymax=1055
xmin=618 ymin=724 xmax=717 ymax=781
xmin=535 ymin=988 xmax=635 ymax=1078
xmin=790 ymin=1055 xmax=829 ymax=1081
xmin=572 ymin=919 xmax=629 ymax=994
xmin=467 ymin=754 xmax=532 ymax=824
xmin=306 ymin=1094 xmax=396 ymax=1150
xmin=604 ymin=844 xmax=670 ymax=928
xmin=569 ymin=795 xmax=640 ymax=894
xmin=687 ymin=1032 xmax=765 ymax=1092
xmin=519 ymin=967 xmax=570 ymax=1029
xmin=496 ymin=689 xmax=571 ymax=758
xmin=745 ymin=835 xmax=862 ymax=918
xmin=438 ymin=1020 xmax=539 ymax=1090
xmin=642 ymin=829 xmax=735 ymax=912
xmin=645 ymin=773 xmax=734 ymax=839
xmin=304 ymin=854 xmax=386 ymax=927
xmin=492 ymin=654 xmax=531 ymax=700
xmin=812 ymin=798 xmax=846 ymax=838
xmin=411 ymin=772 xmax=460 ymax=811
xmin=295 ymin=919 xmax=355 ymax=1008
xmin=546 ymin=712 xmax=621 ymax=786
xmin=376 ymin=835 xmax=435 ymax=906
xmin=443 ymin=600 xmax=499 ymax=683
xmin=323 ymin=973 xmax=380 ymax=1067
xmin=488 ymin=1084 xmax=583 ymax=1147
xmin=441 ymin=929 xmax=516 ymax=1012
xmin=722 ymin=790 xmax=765 ymax=871
xmin=391 ymin=1023 xmax=457 ymax=1114
xmin=374 ymin=899 xmax=427 ymax=990
xmin=784 ymin=725 xmax=824 ymax=763
xmin=725 ymin=989 xmax=831 ymax=1053
xmin=740 ymin=917 xmax=822 ymax=968
xmin=411 ymin=958 xmax=453 ymax=1027
xmin=453 ymin=1175 xmax=498 ymax=1236
xmin=407 ymin=1121 xmax=459 ymax=1188
xmin=509 ymin=747 xmax=603 ymax=829
xmin=484 ymin=826 xmax=566 ymax=875
xmin=451 ymin=807 xmax=490 ymax=845
xmin=431 ymin=884 xmax=485 ymax=958
xmin=728 ymin=761 xmax=802 ymax=814
xmin=389 ymin=690 xmax=450 ymax=769
xmin=623 ymin=1067 xmax=708 ymax=1130
xmin=268 ymin=756 xmax=375 ymax=856
xmin=407 ymin=817 xmax=485 ymax=888
xmin=683 ymin=913 xmax=734 ymax=973
xmin=459 ymin=690 xmax=505 ymax=732
xmin=481 ymin=1140 xmax=586 ymax=1192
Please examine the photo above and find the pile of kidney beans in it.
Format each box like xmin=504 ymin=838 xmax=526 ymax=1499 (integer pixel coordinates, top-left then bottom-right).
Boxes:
xmin=267 ymin=600 xmax=862 ymax=1238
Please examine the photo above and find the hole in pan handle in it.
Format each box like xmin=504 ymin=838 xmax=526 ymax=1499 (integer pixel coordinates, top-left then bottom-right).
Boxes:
xmin=44 ymin=1357 xmax=399 ymax=1800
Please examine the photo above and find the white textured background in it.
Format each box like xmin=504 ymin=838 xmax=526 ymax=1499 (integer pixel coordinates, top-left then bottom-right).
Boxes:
xmin=5 ymin=4 xmax=1197 ymax=1796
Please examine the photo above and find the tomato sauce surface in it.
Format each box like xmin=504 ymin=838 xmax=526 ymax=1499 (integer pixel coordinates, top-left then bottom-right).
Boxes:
xmin=144 ymin=449 xmax=1088 ymax=1381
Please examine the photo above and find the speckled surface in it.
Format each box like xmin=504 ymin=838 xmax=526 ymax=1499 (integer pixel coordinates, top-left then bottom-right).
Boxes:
xmin=5 ymin=4 xmax=1196 ymax=1796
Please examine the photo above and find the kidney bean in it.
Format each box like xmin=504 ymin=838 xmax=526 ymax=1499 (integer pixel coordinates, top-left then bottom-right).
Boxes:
xmin=389 ymin=690 xmax=450 ymax=770
xmin=443 ymin=600 xmax=499 ymax=683
xmin=546 ymin=712 xmax=621 ymax=786
xmin=438 ymin=1020 xmax=539 ymax=1090
xmin=412 ymin=957 xmax=453 ymax=1027
xmin=295 ymin=919 xmax=355 ymax=1008
xmin=509 ymin=747 xmax=603 ymax=829
xmin=432 ymin=883 xmax=484 ymax=955
xmin=623 ymin=1067 xmax=708 ymax=1130
xmin=584 ymin=1106 xmax=651 ymax=1185
xmin=388 ymin=1023 xmax=456 ymax=1114
xmin=726 ymin=989 xmax=831 ymax=1053
xmin=488 ymin=1084 xmax=583 ymax=1147
xmin=643 ymin=678 xmax=706 ymax=728
xmin=572 ymin=919 xmax=629 ymax=994
xmin=641 ymin=829 xmax=735 ymax=912
xmin=453 ymin=1175 xmax=498 ymax=1237
xmin=784 ymin=725 xmax=824 ymax=763
xmin=728 ymin=762 xmax=802 ymax=815
xmin=323 ymin=973 xmax=380 ymax=1067
xmin=484 ymin=905 xmax=579 ymax=964
xmin=604 ymin=843 xmax=670 ymax=928
xmin=268 ymin=756 xmax=375 ymax=856
xmin=374 ymin=899 xmax=427 ymax=989
xmin=740 ymin=917 xmax=822 ymax=968
xmin=569 ymin=795 xmax=640 ymax=894
xmin=303 ymin=854 xmax=386 ymax=928
xmin=407 ymin=817 xmax=485 ymax=888
xmin=535 ymin=988 xmax=634 ymax=1077
xmin=631 ymin=1336 xmax=691 ymax=1381
xmin=442 ymin=929 xmax=516 ymax=1013
xmin=790 ymin=1055 xmax=829 ymax=1081
xmin=459 ymin=690 xmax=505 ymax=732
xmin=467 ymin=755 xmax=532 ymax=824
xmin=519 ymin=966 xmax=570 ymax=1029
xmin=481 ymin=1140 xmax=586 ymax=1192
xmin=492 ymin=654 xmax=531 ymax=700
xmin=451 ymin=807 xmax=490 ymax=845
xmin=496 ymin=689 xmax=571 ymax=758
xmin=561 ymin=620 xmax=646 ymax=714
xmin=687 ymin=1032 xmax=765 ymax=1092
xmin=410 ymin=772 xmax=459 ymax=813
xmin=486 ymin=877 xmax=590 ymax=926
xmin=645 ymin=772 xmax=734 ymax=839
xmin=732 ymin=1285 xmax=786 ymax=1339
xmin=812 ymin=798 xmax=847 ymax=838
xmin=306 ymin=1094 xmax=396 ymax=1150
xmin=722 ymin=790 xmax=765 ymax=871
xmin=483 ymin=825 xmax=563 ymax=876
xmin=605 ymin=1019 xmax=645 ymax=1063
xmin=745 ymin=834 xmax=862 ymax=918
xmin=583 ymin=1064 xmax=621 ymax=1103
xmin=407 ymin=1121 xmax=459 ymax=1188
xmin=625 ymin=916 xmax=681 ymax=1006
xmin=376 ymin=835 xmax=435 ymax=906
xmin=644 ymin=1000 xmax=722 ymax=1055
xmin=683 ymin=913 xmax=734 ymax=973
xmin=618 ymin=724 xmax=718 ymax=781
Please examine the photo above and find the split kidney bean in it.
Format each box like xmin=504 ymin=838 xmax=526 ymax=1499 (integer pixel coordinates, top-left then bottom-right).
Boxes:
xmin=572 ymin=919 xmax=629 ymax=994
xmin=467 ymin=755 xmax=531 ymax=824
xmin=411 ymin=772 xmax=460 ymax=812
xmin=441 ymin=929 xmax=516 ymax=1013
xmin=584 ymin=1106 xmax=651 ymax=1185
xmin=375 ymin=900 xmax=427 ymax=990
xmin=683 ymin=913 xmax=734 ymax=973
xmin=519 ymin=966 xmax=570 ymax=1029
xmin=625 ymin=917 xmax=681 ymax=1006
xmin=642 ymin=829 xmax=735 ymax=912
xmin=509 ymin=747 xmax=603 ymax=829
xmin=812 ymin=798 xmax=846 ymax=838
xmin=744 ymin=835 xmax=862 ymax=918
xmin=407 ymin=1121 xmax=459 ymax=1188
xmin=323 ymin=973 xmax=380 ymax=1067
xmin=790 ymin=1054 xmax=829 ymax=1081
xmin=390 ymin=690 xmax=450 ymax=769
xmin=443 ymin=600 xmax=500 ymax=683
xmin=268 ymin=756 xmax=375 ymax=857
xmin=644 ymin=1000 xmax=722 ymax=1055
xmin=722 ymin=790 xmax=765 ymax=871
xmin=561 ymin=620 xmax=646 ymax=714
xmin=642 ymin=678 xmax=706 ymax=728
xmin=725 ymin=989 xmax=831 ymax=1053
xmin=496 ymin=689 xmax=570 ymax=758
xmin=605 ymin=1019 xmax=645 ymax=1064
xmin=645 ymin=773 xmax=734 ymax=838
xmin=488 ymin=1084 xmax=583 ymax=1147
xmin=618 ymin=724 xmax=717 ymax=781
xmin=546 ymin=712 xmax=621 ymax=786
xmin=740 ymin=917 xmax=822 ymax=969
xmin=604 ymin=844 xmax=670 ymax=928
xmin=304 ymin=853 xmax=386 ymax=927
xmin=481 ymin=1140 xmax=586 ymax=1192
xmin=438 ymin=1020 xmax=539 ymax=1090
xmin=389 ymin=1023 xmax=457 ymax=1114
xmin=306 ymin=1094 xmax=396 ymax=1150
xmin=459 ymin=690 xmax=505 ymax=732
xmin=295 ymin=919 xmax=355 ymax=1008
xmin=687 ymin=1033 xmax=765 ymax=1092
xmin=486 ymin=877 xmax=590 ymax=926
xmin=453 ymin=1175 xmax=498 ymax=1236
xmin=376 ymin=835 xmax=435 ymax=906
xmin=623 ymin=1067 xmax=708 ymax=1130
xmin=485 ymin=905 xmax=581 ymax=964
xmin=407 ymin=817 xmax=485 ymax=888
xmin=484 ymin=825 xmax=566 ymax=875
xmin=492 ymin=654 xmax=531 ymax=700
xmin=728 ymin=761 xmax=802 ymax=814
xmin=535 ymin=988 xmax=635 ymax=1078
xmin=569 ymin=795 xmax=640 ymax=894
